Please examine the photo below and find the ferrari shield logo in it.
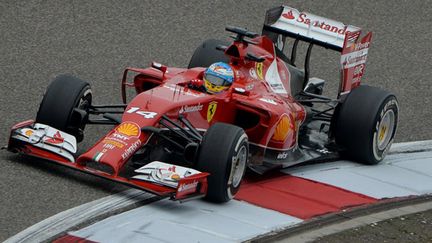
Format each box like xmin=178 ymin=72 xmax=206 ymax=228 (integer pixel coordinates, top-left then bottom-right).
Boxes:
xmin=256 ymin=62 xmax=264 ymax=80
xmin=207 ymin=101 xmax=218 ymax=122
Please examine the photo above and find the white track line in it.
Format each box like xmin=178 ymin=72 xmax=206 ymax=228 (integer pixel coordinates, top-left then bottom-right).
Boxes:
xmin=69 ymin=199 xmax=302 ymax=243
xmin=5 ymin=140 xmax=432 ymax=243
xmin=5 ymin=189 xmax=155 ymax=243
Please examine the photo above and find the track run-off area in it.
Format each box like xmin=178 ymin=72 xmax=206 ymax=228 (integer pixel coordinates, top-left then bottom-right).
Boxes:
xmin=5 ymin=141 xmax=432 ymax=242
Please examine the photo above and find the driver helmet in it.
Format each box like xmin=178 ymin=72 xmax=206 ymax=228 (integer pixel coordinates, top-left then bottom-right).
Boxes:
xmin=203 ymin=62 xmax=234 ymax=94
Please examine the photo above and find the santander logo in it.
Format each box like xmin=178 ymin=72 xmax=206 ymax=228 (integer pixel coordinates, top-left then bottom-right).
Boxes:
xmin=178 ymin=181 xmax=198 ymax=192
xmin=282 ymin=10 xmax=350 ymax=35
xmin=45 ymin=131 xmax=64 ymax=144
xmin=282 ymin=10 xmax=295 ymax=20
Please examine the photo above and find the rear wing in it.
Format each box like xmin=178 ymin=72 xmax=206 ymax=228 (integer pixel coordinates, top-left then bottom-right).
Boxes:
xmin=262 ymin=6 xmax=372 ymax=95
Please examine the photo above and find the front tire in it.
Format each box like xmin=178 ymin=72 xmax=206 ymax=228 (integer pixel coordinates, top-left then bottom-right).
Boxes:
xmin=195 ymin=123 xmax=248 ymax=203
xmin=334 ymin=86 xmax=399 ymax=164
xmin=35 ymin=74 xmax=92 ymax=142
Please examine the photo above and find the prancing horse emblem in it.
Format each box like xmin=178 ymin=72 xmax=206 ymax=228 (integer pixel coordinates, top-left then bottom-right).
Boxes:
xmin=207 ymin=101 xmax=218 ymax=122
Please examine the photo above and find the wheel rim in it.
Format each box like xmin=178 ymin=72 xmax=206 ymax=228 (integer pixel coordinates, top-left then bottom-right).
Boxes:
xmin=78 ymin=89 xmax=92 ymax=110
xmin=232 ymin=145 xmax=247 ymax=188
xmin=376 ymin=110 xmax=396 ymax=150
xmin=69 ymin=88 xmax=92 ymax=140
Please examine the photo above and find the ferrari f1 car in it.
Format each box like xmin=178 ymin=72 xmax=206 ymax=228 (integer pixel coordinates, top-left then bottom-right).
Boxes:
xmin=7 ymin=6 xmax=398 ymax=202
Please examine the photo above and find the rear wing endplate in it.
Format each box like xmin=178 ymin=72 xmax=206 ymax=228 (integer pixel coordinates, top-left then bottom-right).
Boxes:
xmin=262 ymin=6 xmax=372 ymax=94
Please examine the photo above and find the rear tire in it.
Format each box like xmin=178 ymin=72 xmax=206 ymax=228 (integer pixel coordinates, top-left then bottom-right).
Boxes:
xmin=195 ymin=123 xmax=248 ymax=203
xmin=334 ymin=86 xmax=398 ymax=164
xmin=35 ymin=74 xmax=92 ymax=142
xmin=188 ymin=39 xmax=229 ymax=68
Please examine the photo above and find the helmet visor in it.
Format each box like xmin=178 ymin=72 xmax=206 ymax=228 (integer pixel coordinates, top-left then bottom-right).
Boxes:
xmin=205 ymin=73 xmax=230 ymax=86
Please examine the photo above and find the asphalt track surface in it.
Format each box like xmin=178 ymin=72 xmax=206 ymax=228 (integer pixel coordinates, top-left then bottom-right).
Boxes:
xmin=0 ymin=0 xmax=431 ymax=241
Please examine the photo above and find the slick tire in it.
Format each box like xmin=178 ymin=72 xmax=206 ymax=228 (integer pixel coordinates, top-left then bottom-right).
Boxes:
xmin=334 ymin=85 xmax=399 ymax=165
xmin=196 ymin=123 xmax=249 ymax=203
xmin=188 ymin=39 xmax=230 ymax=68
xmin=36 ymin=74 xmax=92 ymax=142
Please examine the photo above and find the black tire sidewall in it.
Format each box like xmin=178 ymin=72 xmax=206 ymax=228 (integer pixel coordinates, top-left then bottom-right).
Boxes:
xmin=35 ymin=74 xmax=92 ymax=140
xmin=334 ymin=86 xmax=399 ymax=164
xmin=196 ymin=123 xmax=248 ymax=202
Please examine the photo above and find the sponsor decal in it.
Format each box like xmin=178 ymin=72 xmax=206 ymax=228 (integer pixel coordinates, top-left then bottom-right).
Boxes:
xmin=256 ymin=62 xmax=264 ymax=80
xmin=121 ymin=140 xmax=142 ymax=160
xmin=45 ymin=131 xmax=64 ymax=144
xmin=102 ymin=143 xmax=116 ymax=150
xmin=341 ymin=48 xmax=369 ymax=69
xmin=153 ymin=165 xmax=181 ymax=181
xmin=112 ymin=133 xmax=131 ymax=141
xmin=265 ymin=60 xmax=288 ymax=94
xmin=103 ymin=138 xmax=126 ymax=148
xmin=133 ymin=161 xmax=201 ymax=188
xmin=277 ymin=152 xmax=288 ymax=160
xmin=178 ymin=181 xmax=199 ymax=192
xmin=93 ymin=152 xmax=104 ymax=162
xmin=104 ymin=122 xmax=143 ymax=149
xmin=171 ymin=174 xmax=181 ymax=181
xmin=283 ymin=10 xmax=351 ymax=35
xmin=341 ymin=32 xmax=372 ymax=88
xmin=249 ymin=68 xmax=258 ymax=79
xmin=352 ymin=40 xmax=371 ymax=51
xmin=161 ymin=166 xmax=181 ymax=181
xmin=19 ymin=128 xmax=42 ymax=143
xmin=24 ymin=130 xmax=34 ymax=137
xmin=272 ymin=115 xmax=292 ymax=142
xmin=282 ymin=10 xmax=295 ymax=20
xmin=179 ymin=103 xmax=203 ymax=114
xmin=165 ymin=165 xmax=176 ymax=172
xmin=14 ymin=125 xmax=78 ymax=158
xmin=346 ymin=32 xmax=361 ymax=45
xmin=259 ymin=97 xmax=277 ymax=105
xmin=207 ymin=101 xmax=218 ymax=123
xmin=116 ymin=122 xmax=140 ymax=137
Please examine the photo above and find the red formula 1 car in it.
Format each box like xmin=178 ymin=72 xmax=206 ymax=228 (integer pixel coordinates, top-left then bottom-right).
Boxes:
xmin=7 ymin=6 xmax=398 ymax=202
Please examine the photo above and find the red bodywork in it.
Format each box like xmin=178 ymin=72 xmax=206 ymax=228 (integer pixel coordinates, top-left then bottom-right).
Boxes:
xmin=7 ymin=22 xmax=371 ymax=199
xmin=109 ymin=36 xmax=307 ymax=166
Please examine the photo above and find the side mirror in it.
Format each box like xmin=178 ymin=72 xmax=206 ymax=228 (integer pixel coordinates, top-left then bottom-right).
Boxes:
xmin=233 ymin=87 xmax=250 ymax=95
xmin=151 ymin=62 xmax=168 ymax=78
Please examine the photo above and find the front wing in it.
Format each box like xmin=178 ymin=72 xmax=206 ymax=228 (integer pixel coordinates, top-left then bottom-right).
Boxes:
xmin=7 ymin=120 xmax=209 ymax=201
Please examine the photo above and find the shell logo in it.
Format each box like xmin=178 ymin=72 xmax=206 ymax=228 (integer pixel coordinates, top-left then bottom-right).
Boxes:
xmin=25 ymin=129 xmax=34 ymax=137
xmin=116 ymin=122 xmax=140 ymax=137
xmin=272 ymin=115 xmax=293 ymax=142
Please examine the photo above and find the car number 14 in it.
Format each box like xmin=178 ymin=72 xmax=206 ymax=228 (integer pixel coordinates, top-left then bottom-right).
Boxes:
xmin=126 ymin=107 xmax=158 ymax=119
